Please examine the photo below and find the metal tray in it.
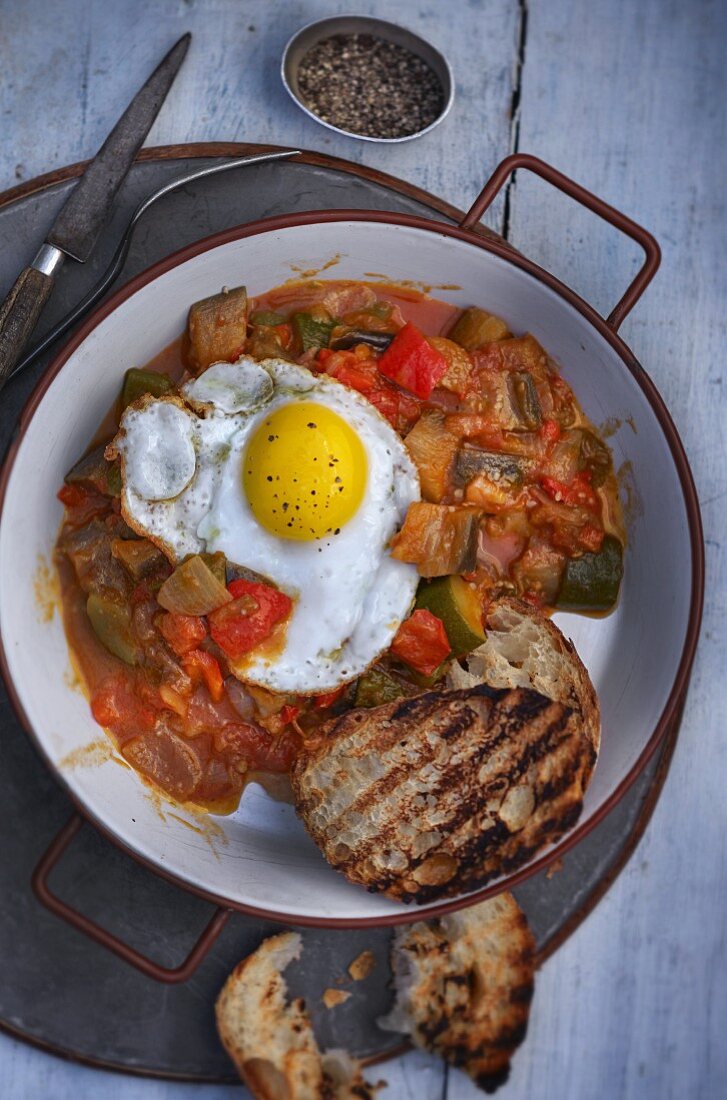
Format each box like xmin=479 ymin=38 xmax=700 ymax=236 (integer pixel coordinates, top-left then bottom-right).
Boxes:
xmin=0 ymin=144 xmax=685 ymax=1082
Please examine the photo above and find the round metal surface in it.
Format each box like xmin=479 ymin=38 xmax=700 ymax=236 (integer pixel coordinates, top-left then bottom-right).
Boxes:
xmin=0 ymin=146 xmax=690 ymax=1079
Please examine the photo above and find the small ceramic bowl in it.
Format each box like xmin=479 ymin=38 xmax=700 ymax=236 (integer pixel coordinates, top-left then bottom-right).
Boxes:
xmin=281 ymin=15 xmax=454 ymax=143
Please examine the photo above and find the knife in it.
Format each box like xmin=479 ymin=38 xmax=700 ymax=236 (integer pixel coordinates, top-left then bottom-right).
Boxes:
xmin=0 ymin=32 xmax=191 ymax=393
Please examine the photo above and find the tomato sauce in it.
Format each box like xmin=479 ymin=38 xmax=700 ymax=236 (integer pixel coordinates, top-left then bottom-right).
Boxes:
xmin=54 ymin=280 xmax=624 ymax=813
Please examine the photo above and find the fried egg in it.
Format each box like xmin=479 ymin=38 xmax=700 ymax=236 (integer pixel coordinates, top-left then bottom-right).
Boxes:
xmin=111 ymin=356 xmax=421 ymax=693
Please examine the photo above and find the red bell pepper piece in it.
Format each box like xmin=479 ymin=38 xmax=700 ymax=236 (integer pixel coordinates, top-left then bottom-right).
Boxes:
xmin=209 ymin=579 xmax=293 ymax=660
xmin=314 ymin=685 xmax=346 ymax=709
xmin=182 ymin=649 xmax=225 ymax=702
xmin=377 ymin=322 xmax=448 ymax=399
xmin=540 ymin=471 xmax=598 ymax=510
xmin=391 ymin=608 xmax=452 ymax=677
xmin=158 ymin=612 xmax=207 ymax=656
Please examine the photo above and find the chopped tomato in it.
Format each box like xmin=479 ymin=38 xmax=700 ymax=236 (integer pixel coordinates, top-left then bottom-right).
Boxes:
xmin=540 ymin=471 xmax=598 ymax=510
xmin=158 ymin=612 xmax=207 ymax=656
xmin=324 ymin=350 xmax=420 ymax=432
xmin=378 ymin=322 xmax=448 ymax=399
xmin=209 ymin=579 xmax=293 ymax=660
xmin=314 ymin=685 xmax=346 ymax=709
xmin=182 ymin=649 xmax=225 ymax=702
xmin=540 ymin=418 xmax=561 ymax=444
xmin=279 ymin=704 xmax=301 ymax=725
xmin=577 ymin=523 xmax=605 ymax=553
xmin=90 ymin=676 xmax=156 ymax=735
xmin=391 ymin=609 xmax=452 ymax=677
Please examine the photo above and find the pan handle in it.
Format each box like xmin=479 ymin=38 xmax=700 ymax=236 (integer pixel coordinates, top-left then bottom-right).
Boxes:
xmin=32 ymin=814 xmax=232 ymax=984
xmin=459 ymin=153 xmax=661 ymax=332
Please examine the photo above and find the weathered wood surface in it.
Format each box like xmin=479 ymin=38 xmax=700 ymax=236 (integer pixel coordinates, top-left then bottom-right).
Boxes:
xmin=0 ymin=0 xmax=724 ymax=1098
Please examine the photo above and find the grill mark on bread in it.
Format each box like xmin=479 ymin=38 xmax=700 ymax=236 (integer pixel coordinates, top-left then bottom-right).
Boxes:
xmin=292 ymin=678 xmax=595 ymax=902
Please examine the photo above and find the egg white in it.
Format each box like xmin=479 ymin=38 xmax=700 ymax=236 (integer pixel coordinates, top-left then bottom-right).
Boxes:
xmin=113 ymin=357 xmax=421 ymax=693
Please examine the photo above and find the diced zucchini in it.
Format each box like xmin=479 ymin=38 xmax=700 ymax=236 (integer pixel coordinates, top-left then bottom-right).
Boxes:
xmin=557 ymin=535 xmax=624 ymax=612
xmin=448 ymin=307 xmax=510 ymax=349
xmin=508 ymin=371 xmax=542 ymax=429
xmin=415 ymin=575 xmax=486 ymax=657
xmin=66 ymin=443 xmax=122 ymax=497
xmin=86 ymin=594 xmax=138 ymax=665
xmin=246 ymin=329 xmax=296 ymax=362
xmin=355 ymin=667 xmax=407 ymax=708
xmin=250 ymin=310 xmax=287 ymax=326
xmin=186 ymin=286 xmax=248 ymax=373
xmin=292 ymin=311 xmax=335 ymax=351
xmin=121 ymin=368 xmax=173 ymax=411
xmin=157 ymin=555 xmax=232 ymax=616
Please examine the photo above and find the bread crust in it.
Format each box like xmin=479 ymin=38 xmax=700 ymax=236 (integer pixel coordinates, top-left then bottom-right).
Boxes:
xmin=215 ymin=931 xmax=377 ymax=1100
xmin=292 ymin=682 xmax=595 ymax=903
xmin=379 ymin=892 xmax=535 ymax=1092
xmin=448 ymin=597 xmax=601 ymax=763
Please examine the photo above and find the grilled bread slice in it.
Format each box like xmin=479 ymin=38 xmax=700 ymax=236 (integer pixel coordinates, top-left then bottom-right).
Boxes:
xmin=379 ymin=892 xmax=535 ymax=1092
xmin=291 ymin=683 xmax=594 ymax=903
xmin=215 ymin=931 xmax=377 ymax=1099
xmin=448 ymin=597 xmax=600 ymax=760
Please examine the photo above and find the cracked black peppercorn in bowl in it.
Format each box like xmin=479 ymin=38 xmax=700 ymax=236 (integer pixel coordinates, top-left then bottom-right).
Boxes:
xmin=282 ymin=16 xmax=454 ymax=142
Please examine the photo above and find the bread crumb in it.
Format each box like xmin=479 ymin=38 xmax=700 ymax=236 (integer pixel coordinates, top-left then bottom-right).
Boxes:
xmin=348 ymin=950 xmax=375 ymax=981
xmin=546 ymin=857 xmax=564 ymax=879
xmin=322 ymin=988 xmax=352 ymax=1009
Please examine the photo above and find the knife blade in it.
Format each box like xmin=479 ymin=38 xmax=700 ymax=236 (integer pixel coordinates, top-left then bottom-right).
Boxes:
xmin=0 ymin=32 xmax=190 ymax=391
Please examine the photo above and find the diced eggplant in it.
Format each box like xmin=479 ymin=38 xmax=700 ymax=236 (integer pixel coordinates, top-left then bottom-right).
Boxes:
xmin=427 ymin=337 xmax=472 ymax=395
xmin=157 ymin=555 xmax=232 ymax=616
xmin=507 ymin=371 xmax=542 ymax=429
xmin=86 ymin=593 xmax=138 ymax=665
xmin=577 ymin=428 xmax=612 ymax=488
xmin=329 ymin=329 xmax=395 ymax=351
xmin=448 ymin=307 xmax=510 ymax=349
xmin=391 ymin=502 xmax=482 ymax=577
xmin=111 ymin=537 xmax=166 ymax=580
xmin=66 ymin=443 xmax=122 ymax=497
xmin=455 ymin=446 xmax=530 ymax=488
xmin=512 ymin=539 xmax=566 ymax=606
xmin=405 ymin=411 xmax=460 ymax=502
xmin=250 ymin=310 xmax=287 ymax=326
xmin=186 ymin=285 xmax=248 ymax=373
xmin=557 ymin=535 xmax=623 ymax=612
xmin=121 ymin=368 xmax=173 ymax=410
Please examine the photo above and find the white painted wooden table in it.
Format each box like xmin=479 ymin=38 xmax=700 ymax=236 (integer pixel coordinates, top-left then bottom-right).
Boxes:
xmin=1 ymin=1 xmax=725 ymax=1097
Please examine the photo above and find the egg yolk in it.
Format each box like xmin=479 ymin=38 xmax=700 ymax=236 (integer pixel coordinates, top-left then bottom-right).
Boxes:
xmin=243 ymin=402 xmax=367 ymax=540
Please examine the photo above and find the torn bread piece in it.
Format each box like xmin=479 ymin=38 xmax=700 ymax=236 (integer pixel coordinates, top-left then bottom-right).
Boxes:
xmin=215 ymin=931 xmax=378 ymax=1100
xmin=448 ymin=596 xmax=600 ymax=760
xmin=292 ymin=683 xmax=593 ymax=903
xmin=379 ymin=892 xmax=535 ymax=1093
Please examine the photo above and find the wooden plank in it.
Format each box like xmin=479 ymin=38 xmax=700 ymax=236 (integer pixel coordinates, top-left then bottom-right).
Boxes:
xmin=447 ymin=0 xmax=727 ymax=1097
xmin=0 ymin=0 xmax=520 ymax=218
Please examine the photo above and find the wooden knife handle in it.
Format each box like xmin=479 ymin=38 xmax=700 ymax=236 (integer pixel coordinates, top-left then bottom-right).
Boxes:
xmin=0 ymin=265 xmax=55 ymax=392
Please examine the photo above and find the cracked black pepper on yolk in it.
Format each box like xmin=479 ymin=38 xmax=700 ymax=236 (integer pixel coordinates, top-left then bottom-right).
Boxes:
xmin=242 ymin=401 xmax=368 ymax=540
